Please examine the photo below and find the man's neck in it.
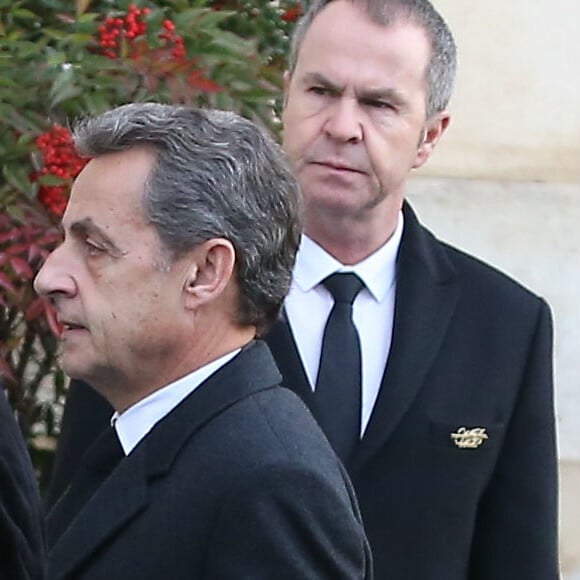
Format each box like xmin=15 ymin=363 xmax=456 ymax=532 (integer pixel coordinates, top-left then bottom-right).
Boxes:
xmin=96 ymin=322 xmax=256 ymax=413
xmin=304 ymin=207 xmax=401 ymax=265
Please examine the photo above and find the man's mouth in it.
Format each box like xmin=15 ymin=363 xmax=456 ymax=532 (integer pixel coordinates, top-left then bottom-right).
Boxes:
xmin=58 ymin=320 xmax=87 ymax=336
xmin=311 ymin=160 xmax=366 ymax=174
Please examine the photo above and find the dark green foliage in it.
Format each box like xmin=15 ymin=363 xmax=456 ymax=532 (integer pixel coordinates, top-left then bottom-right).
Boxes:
xmin=0 ymin=0 xmax=298 ymax=487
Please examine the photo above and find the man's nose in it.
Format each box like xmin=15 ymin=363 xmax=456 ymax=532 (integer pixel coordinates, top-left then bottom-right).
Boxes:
xmin=34 ymin=246 xmax=77 ymax=299
xmin=323 ymin=97 xmax=363 ymax=144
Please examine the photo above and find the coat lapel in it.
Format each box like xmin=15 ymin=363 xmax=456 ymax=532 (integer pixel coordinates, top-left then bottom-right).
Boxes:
xmin=265 ymin=204 xmax=461 ymax=472
xmin=352 ymin=202 xmax=460 ymax=471
xmin=49 ymin=341 xmax=282 ymax=580
xmin=48 ymin=451 xmax=148 ymax=580
xmin=47 ymin=426 xmax=125 ymax=547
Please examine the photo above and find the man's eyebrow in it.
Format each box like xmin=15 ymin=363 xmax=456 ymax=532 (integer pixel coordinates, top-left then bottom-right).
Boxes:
xmin=302 ymin=72 xmax=407 ymax=107
xmin=69 ymin=217 xmax=124 ymax=256
xmin=302 ymin=72 xmax=344 ymax=93
xmin=357 ymin=86 xmax=407 ymax=107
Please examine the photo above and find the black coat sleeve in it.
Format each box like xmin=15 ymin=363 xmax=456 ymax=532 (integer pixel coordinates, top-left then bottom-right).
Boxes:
xmin=469 ymin=300 xmax=559 ymax=579
xmin=0 ymin=388 xmax=46 ymax=579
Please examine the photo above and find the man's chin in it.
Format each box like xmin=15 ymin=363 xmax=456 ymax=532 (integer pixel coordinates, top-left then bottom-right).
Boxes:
xmin=59 ymin=352 xmax=95 ymax=384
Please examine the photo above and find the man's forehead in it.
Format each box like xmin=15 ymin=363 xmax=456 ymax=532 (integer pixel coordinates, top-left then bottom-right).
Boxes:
xmin=301 ymin=3 xmax=431 ymax=61
xmin=294 ymin=9 xmax=431 ymax=87
xmin=62 ymin=190 xmax=146 ymax=239
xmin=311 ymin=0 xmax=424 ymax=32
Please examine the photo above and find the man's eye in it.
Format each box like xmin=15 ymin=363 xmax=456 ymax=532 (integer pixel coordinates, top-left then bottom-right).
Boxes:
xmin=308 ymin=86 xmax=331 ymax=96
xmin=85 ymin=239 xmax=105 ymax=255
xmin=364 ymin=99 xmax=395 ymax=110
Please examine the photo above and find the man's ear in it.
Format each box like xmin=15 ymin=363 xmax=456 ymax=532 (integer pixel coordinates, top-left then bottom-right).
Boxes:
xmin=413 ymin=111 xmax=451 ymax=169
xmin=183 ymin=238 xmax=236 ymax=309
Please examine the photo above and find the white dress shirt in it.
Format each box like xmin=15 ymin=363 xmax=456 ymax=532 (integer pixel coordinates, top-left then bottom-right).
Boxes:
xmin=112 ymin=349 xmax=240 ymax=455
xmin=284 ymin=212 xmax=403 ymax=435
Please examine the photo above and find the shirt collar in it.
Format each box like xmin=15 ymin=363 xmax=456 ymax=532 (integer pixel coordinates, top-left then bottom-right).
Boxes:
xmin=112 ymin=349 xmax=240 ymax=454
xmin=293 ymin=210 xmax=403 ymax=302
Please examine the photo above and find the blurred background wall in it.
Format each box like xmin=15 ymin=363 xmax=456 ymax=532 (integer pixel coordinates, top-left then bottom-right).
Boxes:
xmin=409 ymin=1 xmax=580 ymax=576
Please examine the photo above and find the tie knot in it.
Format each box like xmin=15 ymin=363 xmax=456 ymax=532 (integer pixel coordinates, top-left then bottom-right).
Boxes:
xmin=323 ymin=273 xmax=364 ymax=305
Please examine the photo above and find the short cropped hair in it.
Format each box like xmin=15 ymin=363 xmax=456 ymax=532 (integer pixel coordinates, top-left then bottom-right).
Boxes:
xmin=288 ymin=0 xmax=457 ymax=117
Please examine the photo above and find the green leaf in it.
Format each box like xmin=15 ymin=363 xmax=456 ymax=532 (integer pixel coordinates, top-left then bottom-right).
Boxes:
xmin=177 ymin=8 xmax=235 ymax=31
xmin=37 ymin=174 xmax=67 ymax=186
xmin=49 ymin=66 xmax=82 ymax=107
xmin=12 ymin=9 xmax=37 ymax=19
xmin=77 ymin=12 xmax=100 ymax=24
xmin=42 ymin=28 xmax=69 ymax=41
xmin=3 ymin=165 xmax=34 ymax=197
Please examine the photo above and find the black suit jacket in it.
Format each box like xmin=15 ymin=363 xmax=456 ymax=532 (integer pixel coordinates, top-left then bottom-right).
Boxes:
xmin=47 ymin=341 xmax=372 ymax=580
xmin=0 ymin=388 xmax=46 ymax=580
xmin=47 ymin=203 xmax=559 ymax=579
xmin=268 ymin=203 xmax=559 ymax=579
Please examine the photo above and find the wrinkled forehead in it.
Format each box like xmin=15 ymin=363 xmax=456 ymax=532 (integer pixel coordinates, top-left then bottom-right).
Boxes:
xmin=61 ymin=153 xmax=154 ymax=245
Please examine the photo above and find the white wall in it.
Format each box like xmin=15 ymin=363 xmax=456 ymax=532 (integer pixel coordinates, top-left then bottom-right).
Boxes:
xmin=427 ymin=0 xmax=580 ymax=183
xmin=406 ymin=1 xmax=580 ymax=575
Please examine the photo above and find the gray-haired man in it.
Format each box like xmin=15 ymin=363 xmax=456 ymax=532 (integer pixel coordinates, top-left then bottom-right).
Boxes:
xmin=36 ymin=103 xmax=371 ymax=580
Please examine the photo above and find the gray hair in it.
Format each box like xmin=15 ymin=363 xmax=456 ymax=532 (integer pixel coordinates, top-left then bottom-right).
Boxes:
xmin=288 ymin=0 xmax=457 ymax=117
xmin=73 ymin=102 xmax=302 ymax=334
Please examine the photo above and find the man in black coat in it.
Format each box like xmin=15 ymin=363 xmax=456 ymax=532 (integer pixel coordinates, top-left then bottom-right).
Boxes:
xmin=0 ymin=387 xmax=45 ymax=579
xmin=35 ymin=103 xmax=371 ymax=579
xmin=46 ymin=1 xmax=560 ymax=578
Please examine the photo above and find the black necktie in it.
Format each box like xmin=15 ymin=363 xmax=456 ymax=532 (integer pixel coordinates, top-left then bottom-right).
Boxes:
xmin=48 ymin=426 xmax=124 ymax=546
xmin=314 ymin=273 xmax=364 ymax=464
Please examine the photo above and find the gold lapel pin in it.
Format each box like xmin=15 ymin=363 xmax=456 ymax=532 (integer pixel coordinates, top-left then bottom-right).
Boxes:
xmin=451 ymin=427 xmax=488 ymax=449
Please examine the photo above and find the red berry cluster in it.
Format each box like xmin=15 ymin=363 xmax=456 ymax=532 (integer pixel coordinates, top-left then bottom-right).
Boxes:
xmin=98 ymin=4 xmax=185 ymax=61
xmin=281 ymin=3 xmax=302 ymax=22
xmin=159 ymin=18 xmax=186 ymax=60
xmin=98 ymin=4 xmax=150 ymax=58
xmin=33 ymin=126 xmax=88 ymax=217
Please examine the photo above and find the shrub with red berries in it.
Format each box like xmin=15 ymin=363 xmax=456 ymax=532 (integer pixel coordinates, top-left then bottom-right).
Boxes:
xmin=98 ymin=5 xmax=186 ymax=61
xmin=98 ymin=5 xmax=151 ymax=59
xmin=0 ymin=0 xmax=301 ymax=488
xmin=32 ymin=126 xmax=88 ymax=217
